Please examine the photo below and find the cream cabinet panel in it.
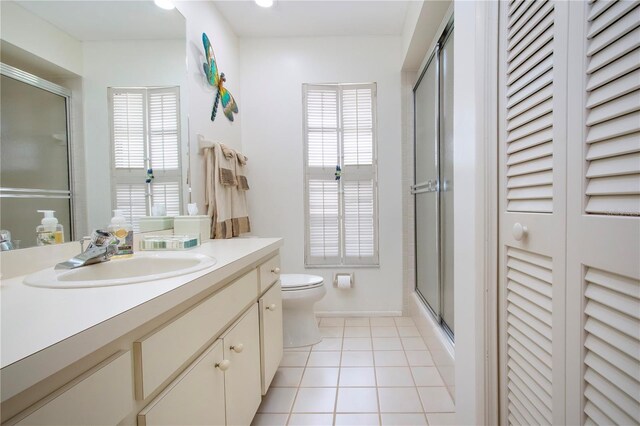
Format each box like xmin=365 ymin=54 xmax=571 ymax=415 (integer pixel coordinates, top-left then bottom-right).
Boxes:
xmin=259 ymin=282 xmax=283 ymax=395
xmin=259 ymin=255 xmax=281 ymax=293
xmin=16 ymin=351 xmax=133 ymax=426
xmin=137 ymin=340 xmax=226 ymax=426
xmin=134 ymin=269 xmax=257 ymax=399
xmin=223 ymin=304 xmax=262 ymax=426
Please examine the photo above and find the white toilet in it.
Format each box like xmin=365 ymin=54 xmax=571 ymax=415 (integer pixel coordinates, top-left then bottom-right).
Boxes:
xmin=280 ymin=274 xmax=326 ymax=348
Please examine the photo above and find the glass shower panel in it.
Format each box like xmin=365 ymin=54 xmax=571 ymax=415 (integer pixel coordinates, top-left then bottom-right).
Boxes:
xmin=440 ymin=32 xmax=455 ymax=334
xmin=414 ymin=55 xmax=440 ymax=316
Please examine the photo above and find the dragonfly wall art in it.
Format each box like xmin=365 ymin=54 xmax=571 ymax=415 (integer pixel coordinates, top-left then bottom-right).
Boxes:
xmin=202 ymin=32 xmax=238 ymax=122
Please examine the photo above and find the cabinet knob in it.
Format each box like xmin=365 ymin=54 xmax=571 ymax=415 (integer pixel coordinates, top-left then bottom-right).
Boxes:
xmin=230 ymin=343 xmax=244 ymax=353
xmin=215 ymin=359 xmax=231 ymax=371
xmin=271 ymin=267 xmax=281 ymax=274
xmin=266 ymin=303 xmax=277 ymax=311
xmin=512 ymin=223 xmax=528 ymax=241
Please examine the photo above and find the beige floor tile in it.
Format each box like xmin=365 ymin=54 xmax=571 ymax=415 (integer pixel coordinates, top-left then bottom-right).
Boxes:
xmin=378 ymin=387 xmax=423 ymax=413
xmin=426 ymin=412 xmax=457 ymax=425
xmin=319 ymin=317 xmax=345 ymax=327
xmin=343 ymin=337 xmax=373 ymax=351
xmin=258 ymin=388 xmax=297 ymax=413
xmin=285 ymin=346 xmax=312 ymax=352
xmin=344 ymin=317 xmax=370 ymax=326
xmin=271 ymin=367 xmax=304 ymax=387
xmin=381 ymin=413 xmax=427 ymax=425
xmin=397 ymin=326 xmax=421 ymax=337
xmin=369 ymin=317 xmax=395 ymax=326
xmin=344 ymin=327 xmax=371 ymax=337
xmin=319 ymin=326 xmax=344 ymax=338
xmin=375 ymin=367 xmax=415 ymax=387
xmin=371 ymin=327 xmax=399 ymax=337
xmin=341 ymin=351 xmax=374 ymax=367
xmin=300 ymin=367 xmax=340 ymax=387
xmin=371 ymin=337 xmax=403 ymax=351
xmin=307 ymin=351 xmax=341 ymax=367
xmin=401 ymin=337 xmax=428 ymax=350
xmin=288 ymin=413 xmax=334 ymax=425
xmin=251 ymin=413 xmax=289 ymax=426
xmin=292 ymin=388 xmax=337 ymax=413
xmin=393 ymin=317 xmax=416 ymax=327
xmin=411 ymin=367 xmax=445 ymax=387
xmin=281 ymin=351 xmax=310 ymax=367
xmin=405 ymin=350 xmax=434 ymax=366
xmin=417 ymin=387 xmax=455 ymax=413
xmin=335 ymin=413 xmax=380 ymax=425
xmin=339 ymin=367 xmax=376 ymax=387
xmin=336 ymin=387 xmax=379 ymax=413
xmin=373 ymin=351 xmax=408 ymax=367
xmin=312 ymin=337 xmax=343 ymax=351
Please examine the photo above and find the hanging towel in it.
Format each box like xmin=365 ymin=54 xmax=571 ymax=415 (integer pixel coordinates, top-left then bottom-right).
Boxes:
xmin=235 ymin=152 xmax=250 ymax=191
xmin=205 ymin=142 xmax=234 ymax=239
xmin=218 ymin=143 xmax=237 ymax=186
xmin=231 ymin=151 xmax=251 ymax=236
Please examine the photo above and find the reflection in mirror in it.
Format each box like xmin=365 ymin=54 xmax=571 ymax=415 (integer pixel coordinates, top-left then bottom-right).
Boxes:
xmin=0 ymin=0 xmax=187 ymax=249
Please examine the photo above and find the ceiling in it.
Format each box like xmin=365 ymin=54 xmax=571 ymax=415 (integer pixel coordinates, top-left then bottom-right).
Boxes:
xmin=214 ymin=0 xmax=410 ymax=38
xmin=13 ymin=1 xmax=184 ymax=41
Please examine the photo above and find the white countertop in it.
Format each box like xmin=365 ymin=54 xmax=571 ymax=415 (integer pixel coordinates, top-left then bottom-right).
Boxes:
xmin=0 ymin=237 xmax=282 ymax=400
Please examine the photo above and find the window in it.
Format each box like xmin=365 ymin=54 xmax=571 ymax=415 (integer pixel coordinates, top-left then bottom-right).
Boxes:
xmin=109 ymin=87 xmax=181 ymax=230
xmin=303 ymin=83 xmax=378 ymax=266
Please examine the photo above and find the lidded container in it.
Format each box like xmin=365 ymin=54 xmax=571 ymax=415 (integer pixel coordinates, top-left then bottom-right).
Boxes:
xmin=108 ymin=209 xmax=133 ymax=257
xmin=36 ymin=210 xmax=64 ymax=246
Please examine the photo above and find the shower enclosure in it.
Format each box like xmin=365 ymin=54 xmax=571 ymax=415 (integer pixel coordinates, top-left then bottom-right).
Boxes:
xmin=412 ymin=20 xmax=454 ymax=338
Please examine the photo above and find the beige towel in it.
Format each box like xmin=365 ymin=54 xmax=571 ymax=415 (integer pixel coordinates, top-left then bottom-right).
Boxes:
xmin=218 ymin=143 xmax=237 ymax=186
xmin=205 ymin=142 xmax=234 ymax=239
xmin=231 ymin=151 xmax=251 ymax=236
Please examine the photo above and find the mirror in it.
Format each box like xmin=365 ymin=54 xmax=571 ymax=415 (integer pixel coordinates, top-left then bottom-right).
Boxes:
xmin=0 ymin=0 xmax=187 ymax=249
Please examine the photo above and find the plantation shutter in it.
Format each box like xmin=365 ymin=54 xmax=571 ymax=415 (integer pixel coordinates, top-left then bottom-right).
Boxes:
xmin=304 ymin=83 xmax=378 ymax=266
xmin=109 ymin=87 xmax=182 ymax=231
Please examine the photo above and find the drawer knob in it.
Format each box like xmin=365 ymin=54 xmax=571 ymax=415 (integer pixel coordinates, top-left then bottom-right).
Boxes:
xmin=230 ymin=343 xmax=244 ymax=353
xmin=271 ymin=267 xmax=281 ymax=274
xmin=215 ymin=359 xmax=231 ymax=371
xmin=266 ymin=303 xmax=277 ymax=311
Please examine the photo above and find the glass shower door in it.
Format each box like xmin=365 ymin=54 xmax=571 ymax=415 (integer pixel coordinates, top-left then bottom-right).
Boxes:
xmin=413 ymin=52 xmax=440 ymax=317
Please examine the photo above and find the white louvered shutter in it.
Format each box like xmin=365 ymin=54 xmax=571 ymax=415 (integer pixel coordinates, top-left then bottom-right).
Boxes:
xmin=304 ymin=83 xmax=378 ymax=266
xmin=498 ymin=1 xmax=568 ymax=425
xmin=109 ymin=87 xmax=182 ymax=230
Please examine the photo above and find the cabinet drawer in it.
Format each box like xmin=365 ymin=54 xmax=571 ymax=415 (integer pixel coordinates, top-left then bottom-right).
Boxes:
xmin=134 ymin=269 xmax=258 ymax=399
xmin=16 ymin=351 xmax=133 ymax=426
xmin=222 ymin=304 xmax=262 ymax=426
xmin=138 ymin=340 xmax=226 ymax=426
xmin=259 ymin=282 xmax=283 ymax=395
xmin=259 ymin=255 xmax=280 ymax=293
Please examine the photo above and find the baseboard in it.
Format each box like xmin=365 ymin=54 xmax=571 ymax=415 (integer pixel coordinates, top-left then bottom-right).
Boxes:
xmin=315 ymin=311 xmax=403 ymax=318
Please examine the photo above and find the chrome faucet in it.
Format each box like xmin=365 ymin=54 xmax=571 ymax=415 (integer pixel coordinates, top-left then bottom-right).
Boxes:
xmin=55 ymin=230 xmax=119 ymax=270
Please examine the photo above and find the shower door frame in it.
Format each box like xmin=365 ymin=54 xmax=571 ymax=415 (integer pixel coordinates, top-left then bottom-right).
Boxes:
xmin=412 ymin=18 xmax=455 ymax=341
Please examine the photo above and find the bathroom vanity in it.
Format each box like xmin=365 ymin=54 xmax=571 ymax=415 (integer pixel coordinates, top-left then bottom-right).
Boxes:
xmin=0 ymin=238 xmax=283 ymax=425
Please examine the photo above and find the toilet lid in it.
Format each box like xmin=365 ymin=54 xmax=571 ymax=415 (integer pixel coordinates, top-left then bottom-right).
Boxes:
xmin=280 ymin=274 xmax=324 ymax=290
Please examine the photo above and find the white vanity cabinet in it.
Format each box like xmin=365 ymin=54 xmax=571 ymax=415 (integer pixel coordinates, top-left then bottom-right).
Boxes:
xmin=259 ymin=281 xmax=283 ymax=395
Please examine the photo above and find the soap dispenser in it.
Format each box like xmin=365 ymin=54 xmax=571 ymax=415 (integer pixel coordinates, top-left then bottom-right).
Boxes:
xmin=36 ymin=210 xmax=64 ymax=246
xmin=108 ymin=209 xmax=133 ymax=258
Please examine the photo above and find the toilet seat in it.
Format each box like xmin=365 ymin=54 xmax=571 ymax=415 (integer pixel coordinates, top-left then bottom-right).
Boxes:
xmin=280 ymin=274 xmax=324 ymax=291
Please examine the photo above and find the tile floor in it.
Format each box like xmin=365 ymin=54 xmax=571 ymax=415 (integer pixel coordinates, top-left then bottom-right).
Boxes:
xmin=252 ymin=317 xmax=455 ymax=426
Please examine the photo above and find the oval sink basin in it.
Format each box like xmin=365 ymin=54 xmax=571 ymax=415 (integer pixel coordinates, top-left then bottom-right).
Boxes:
xmin=24 ymin=252 xmax=217 ymax=288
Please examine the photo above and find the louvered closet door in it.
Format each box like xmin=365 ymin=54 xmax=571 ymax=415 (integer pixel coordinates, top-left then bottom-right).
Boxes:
xmin=565 ymin=2 xmax=640 ymax=425
xmin=498 ymin=1 xmax=569 ymax=424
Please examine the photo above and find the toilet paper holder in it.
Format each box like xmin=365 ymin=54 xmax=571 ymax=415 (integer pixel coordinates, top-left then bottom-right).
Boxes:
xmin=334 ymin=273 xmax=354 ymax=289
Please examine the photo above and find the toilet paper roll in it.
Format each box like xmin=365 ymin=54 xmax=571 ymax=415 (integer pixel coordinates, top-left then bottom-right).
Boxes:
xmin=336 ymin=274 xmax=352 ymax=289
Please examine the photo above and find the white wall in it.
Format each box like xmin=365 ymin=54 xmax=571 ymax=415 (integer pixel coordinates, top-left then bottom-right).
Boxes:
xmin=240 ymin=36 xmax=404 ymax=314
xmin=82 ymin=40 xmax=187 ymax=231
xmin=175 ymin=1 xmax=242 ymax=213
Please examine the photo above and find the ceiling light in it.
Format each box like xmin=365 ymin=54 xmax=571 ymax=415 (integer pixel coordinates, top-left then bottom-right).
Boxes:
xmin=154 ymin=0 xmax=175 ymax=10
xmin=255 ymin=0 xmax=274 ymax=8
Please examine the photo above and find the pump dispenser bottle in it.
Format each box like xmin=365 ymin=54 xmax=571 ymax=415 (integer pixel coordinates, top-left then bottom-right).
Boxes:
xmin=36 ymin=210 xmax=64 ymax=246
xmin=108 ymin=209 xmax=133 ymax=257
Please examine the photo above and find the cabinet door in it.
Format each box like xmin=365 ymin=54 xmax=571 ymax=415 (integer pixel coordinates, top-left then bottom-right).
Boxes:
xmin=223 ymin=304 xmax=262 ymax=426
xmin=259 ymin=282 xmax=284 ymax=395
xmin=138 ymin=340 xmax=226 ymax=426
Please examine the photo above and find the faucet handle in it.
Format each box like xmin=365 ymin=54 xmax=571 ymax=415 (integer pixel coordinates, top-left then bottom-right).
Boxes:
xmin=88 ymin=230 xmax=118 ymax=249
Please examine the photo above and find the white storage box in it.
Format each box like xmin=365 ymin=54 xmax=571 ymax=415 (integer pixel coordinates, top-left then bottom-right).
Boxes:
xmin=173 ymin=215 xmax=211 ymax=242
